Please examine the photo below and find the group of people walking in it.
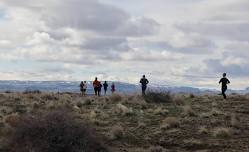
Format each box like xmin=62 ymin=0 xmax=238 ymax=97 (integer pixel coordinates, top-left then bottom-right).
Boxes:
xmin=80 ymin=73 xmax=230 ymax=99
xmin=80 ymin=77 xmax=116 ymax=96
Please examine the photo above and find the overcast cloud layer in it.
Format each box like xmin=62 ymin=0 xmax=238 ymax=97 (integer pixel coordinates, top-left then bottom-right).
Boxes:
xmin=0 ymin=0 xmax=248 ymax=89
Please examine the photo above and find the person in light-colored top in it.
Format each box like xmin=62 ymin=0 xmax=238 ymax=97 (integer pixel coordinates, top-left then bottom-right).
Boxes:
xmin=80 ymin=81 xmax=87 ymax=96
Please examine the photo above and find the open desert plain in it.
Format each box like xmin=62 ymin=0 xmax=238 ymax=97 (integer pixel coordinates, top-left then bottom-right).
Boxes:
xmin=0 ymin=92 xmax=248 ymax=152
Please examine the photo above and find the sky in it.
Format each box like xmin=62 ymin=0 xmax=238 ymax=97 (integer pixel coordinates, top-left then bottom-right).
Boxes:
xmin=0 ymin=0 xmax=248 ymax=89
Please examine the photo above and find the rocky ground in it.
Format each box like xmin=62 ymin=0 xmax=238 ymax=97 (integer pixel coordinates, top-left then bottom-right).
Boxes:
xmin=0 ymin=92 xmax=249 ymax=152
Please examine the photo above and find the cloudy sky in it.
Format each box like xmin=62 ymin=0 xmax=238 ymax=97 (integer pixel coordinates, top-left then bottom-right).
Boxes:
xmin=0 ymin=0 xmax=248 ymax=89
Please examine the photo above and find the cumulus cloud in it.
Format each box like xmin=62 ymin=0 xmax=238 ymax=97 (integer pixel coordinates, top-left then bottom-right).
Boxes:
xmin=0 ymin=0 xmax=159 ymax=64
xmin=0 ymin=0 xmax=248 ymax=89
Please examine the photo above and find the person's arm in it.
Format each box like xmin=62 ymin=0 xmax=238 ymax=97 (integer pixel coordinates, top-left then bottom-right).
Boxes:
xmin=146 ymin=79 xmax=149 ymax=84
xmin=227 ymin=79 xmax=230 ymax=84
xmin=219 ymin=79 xmax=222 ymax=84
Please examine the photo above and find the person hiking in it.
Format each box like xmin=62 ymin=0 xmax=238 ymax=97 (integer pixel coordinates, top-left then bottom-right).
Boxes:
xmin=103 ymin=81 xmax=108 ymax=95
xmin=98 ymin=82 xmax=102 ymax=96
xmin=140 ymin=75 xmax=149 ymax=96
xmin=82 ymin=81 xmax=87 ymax=96
xmin=111 ymin=82 xmax=115 ymax=94
xmin=93 ymin=77 xmax=101 ymax=96
xmin=219 ymin=73 xmax=230 ymax=99
xmin=80 ymin=81 xmax=87 ymax=96
xmin=80 ymin=81 xmax=84 ymax=95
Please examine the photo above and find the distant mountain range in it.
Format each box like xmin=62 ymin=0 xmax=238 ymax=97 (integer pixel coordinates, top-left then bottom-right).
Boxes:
xmin=0 ymin=80 xmax=248 ymax=94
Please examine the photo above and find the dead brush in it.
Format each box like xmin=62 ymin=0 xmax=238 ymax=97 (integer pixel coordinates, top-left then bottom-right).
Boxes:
xmin=153 ymin=107 xmax=169 ymax=116
xmin=231 ymin=114 xmax=240 ymax=128
xmin=149 ymin=146 xmax=166 ymax=152
xmin=198 ymin=126 xmax=209 ymax=134
xmin=182 ymin=105 xmax=195 ymax=117
xmin=183 ymin=138 xmax=202 ymax=147
xmin=173 ymin=95 xmax=185 ymax=106
xmin=212 ymin=127 xmax=233 ymax=138
xmin=210 ymin=107 xmax=223 ymax=116
xmin=114 ymin=103 xmax=133 ymax=116
xmin=160 ymin=117 xmax=180 ymax=130
xmin=5 ymin=109 xmax=108 ymax=152
xmin=109 ymin=125 xmax=124 ymax=140
xmin=109 ymin=93 xmax=123 ymax=102
xmin=144 ymin=91 xmax=173 ymax=103
xmin=4 ymin=113 xmax=20 ymax=127
xmin=122 ymin=94 xmax=147 ymax=106
xmin=41 ymin=93 xmax=59 ymax=101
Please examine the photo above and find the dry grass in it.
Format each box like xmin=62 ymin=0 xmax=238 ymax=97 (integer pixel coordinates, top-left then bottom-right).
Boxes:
xmin=231 ymin=114 xmax=240 ymax=128
xmin=115 ymin=103 xmax=133 ymax=115
xmin=109 ymin=93 xmax=123 ymax=102
xmin=161 ymin=117 xmax=180 ymax=130
xmin=212 ymin=127 xmax=233 ymax=138
xmin=153 ymin=107 xmax=169 ymax=116
xmin=144 ymin=91 xmax=173 ymax=103
xmin=182 ymin=105 xmax=195 ymax=117
xmin=0 ymin=92 xmax=248 ymax=152
xmin=4 ymin=109 xmax=108 ymax=152
xmin=109 ymin=125 xmax=124 ymax=140
xmin=198 ymin=126 xmax=209 ymax=134
xmin=149 ymin=146 xmax=167 ymax=152
xmin=173 ymin=95 xmax=185 ymax=105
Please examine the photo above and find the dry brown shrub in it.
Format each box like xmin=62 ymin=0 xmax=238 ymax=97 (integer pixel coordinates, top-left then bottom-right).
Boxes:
xmin=115 ymin=103 xmax=133 ymax=115
xmin=210 ymin=108 xmax=223 ymax=116
xmin=109 ymin=125 xmax=124 ymax=140
xmin=198 ymin=126 xmax=209 ymax=134
xmin=4 ymin=113 xmax=20 ymax=127
xmin=149 ymin=146 xmax=167 ymax=152
xmin=182 ymin=105 xmax=195 ymax=116
xmin=154 ymin=107 xmax=169 ymax=116
xmin=41 ymin=93 xmax=58 ymax=101
xmin=5 ymin=109 xmax=108 ymax=152
xmin=144 ymin=91 xmax=173 ymax=103
xmin=173 ymin=95 xmax=185 ymax=105
xmin=212 ymin=127 xmax=233 ymax=138
xmin=161 ymin=117 xmax=180 ymax=130
xmin=109 ymin=93 xmax=123 ymax=102
xmin=231 ymin=114 xmax=240 ymax=128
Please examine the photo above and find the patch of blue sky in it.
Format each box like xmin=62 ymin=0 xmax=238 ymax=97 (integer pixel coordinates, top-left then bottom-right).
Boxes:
xmin=0 ymin=8 xmax=6 ymax=20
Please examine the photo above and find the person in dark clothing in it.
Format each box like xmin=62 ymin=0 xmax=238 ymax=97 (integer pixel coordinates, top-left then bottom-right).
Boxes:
xmin=103 ymin=81 xmax=108 ymax=95
xmin=80 ymin=81 xmax=84 ymax=96
xmin=219 ymin=73 xmax=230 ymax=99
xmin=98 ymin=82 xmax=102 ymax=96
xmin=140 ymin=75 xmax=149 ymax=96
xmin=111 ymin=82 xmax=116 ymax=94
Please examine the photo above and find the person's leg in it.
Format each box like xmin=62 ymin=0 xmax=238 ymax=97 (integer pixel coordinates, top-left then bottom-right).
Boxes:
xmin=94 ymin=87 xmax=97 ymax=96
xmin=222 ymin=86 xmax=227 ymax=99
xmin=142 ymin=86 xmax=146 ymax=96
xmin=83 ymin=89 xmax=86 ymax=96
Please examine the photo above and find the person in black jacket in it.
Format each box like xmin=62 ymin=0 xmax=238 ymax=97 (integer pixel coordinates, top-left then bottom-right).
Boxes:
xmin=103 ymin=81 xmax=108 ymax=95
xmin=219 ymin=73 xmax=230 ymax=99
xmin=140 ymin=75 xmax=149 ymax=96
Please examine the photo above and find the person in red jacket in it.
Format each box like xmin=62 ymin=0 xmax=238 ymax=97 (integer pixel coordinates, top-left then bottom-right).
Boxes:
xmin=93 ymin=77 xmax=101 ymax=96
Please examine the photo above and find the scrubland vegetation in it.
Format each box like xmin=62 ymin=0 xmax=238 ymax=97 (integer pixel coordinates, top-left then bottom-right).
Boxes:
xmin=0 ymin=91 xmax=249 ymax=152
